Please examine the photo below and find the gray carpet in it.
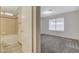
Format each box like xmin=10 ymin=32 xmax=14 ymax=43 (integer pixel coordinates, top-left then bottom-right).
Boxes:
xmin=41 ymin=34 xmax=79 ymax=53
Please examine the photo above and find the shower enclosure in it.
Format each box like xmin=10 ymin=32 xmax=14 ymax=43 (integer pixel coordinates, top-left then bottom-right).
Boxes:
xmin=0 ymin=6 xmax=22 ymax=53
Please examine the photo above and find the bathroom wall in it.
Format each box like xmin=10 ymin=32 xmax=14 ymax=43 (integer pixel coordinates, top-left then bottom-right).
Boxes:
xmin=41 ymin=10 xmax=79 ymax=40
xmin=0 ymin=15 xmax=18 ymax=35
xmin=18 ymin=7 xmax=33 ymax=52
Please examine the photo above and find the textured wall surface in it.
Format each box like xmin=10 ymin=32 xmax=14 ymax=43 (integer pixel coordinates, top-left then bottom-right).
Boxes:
xmin=41 ymin=34 xmax=79 ymax=53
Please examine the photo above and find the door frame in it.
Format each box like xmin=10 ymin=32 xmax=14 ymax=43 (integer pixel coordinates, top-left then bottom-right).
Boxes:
xmin=32 ymin=6 xmax=41 ymax=53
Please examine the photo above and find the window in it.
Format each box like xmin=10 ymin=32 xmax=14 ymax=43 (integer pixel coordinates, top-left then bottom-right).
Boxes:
xmin=49 ymin=19 xmax=55 ymax=31
xmin=49 ymin=17 xmax=64 ymax=31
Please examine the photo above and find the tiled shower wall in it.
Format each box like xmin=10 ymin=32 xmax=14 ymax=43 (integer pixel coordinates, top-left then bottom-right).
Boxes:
xmin=41 ymin=34 xmax=79 ymax=53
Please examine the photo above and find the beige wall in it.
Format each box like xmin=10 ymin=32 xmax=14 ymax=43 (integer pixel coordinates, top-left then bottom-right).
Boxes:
xmin=18 ymin=7 xmax=32 ymax=53
xmin=0 ymin=15 xmax=18 ymax=35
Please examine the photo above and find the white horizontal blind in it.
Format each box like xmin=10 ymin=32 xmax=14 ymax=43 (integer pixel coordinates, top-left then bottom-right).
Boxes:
xmin=56 ymin=18 xmax=64 ymax=31
xmin=49 ymin=19 xmax=55 ymax=31
xmin=49 ymin=17 xmax=64 ymax=31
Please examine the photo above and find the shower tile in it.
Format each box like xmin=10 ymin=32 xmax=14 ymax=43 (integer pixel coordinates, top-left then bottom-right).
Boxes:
xmin=0 ymin=42 xmax=22 ymax=53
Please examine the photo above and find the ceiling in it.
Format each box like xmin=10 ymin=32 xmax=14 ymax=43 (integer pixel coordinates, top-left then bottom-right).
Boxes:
xmin=1 ymin=6 xmax=79 ymax=17
xmin=41 ymin=6 xmax=79 ymax=17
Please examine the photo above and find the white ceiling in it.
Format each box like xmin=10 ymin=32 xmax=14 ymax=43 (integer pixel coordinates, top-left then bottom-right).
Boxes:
xmin=41 ymin=6 xmax=79 ymax=17
xmin=1 ymin=6 xmax=79 ymax=17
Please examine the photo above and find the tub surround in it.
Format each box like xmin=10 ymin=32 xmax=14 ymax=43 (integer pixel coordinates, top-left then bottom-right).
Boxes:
xmin=0 ymin=35 xmax=22 ymax=53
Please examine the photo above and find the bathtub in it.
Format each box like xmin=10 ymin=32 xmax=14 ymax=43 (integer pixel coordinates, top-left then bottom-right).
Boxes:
xmin=0 ymin=35 xmax=18 ymax=45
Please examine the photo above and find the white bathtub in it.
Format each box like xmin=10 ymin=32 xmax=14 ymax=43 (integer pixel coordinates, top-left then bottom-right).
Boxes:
xmin=0 ymin=35 xmax=18 ymax=45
